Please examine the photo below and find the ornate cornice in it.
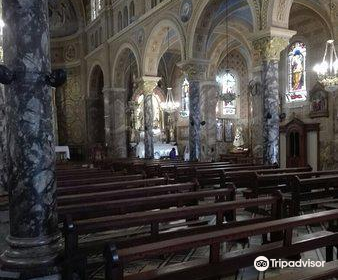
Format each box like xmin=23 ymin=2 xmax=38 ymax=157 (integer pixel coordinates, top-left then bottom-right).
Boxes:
xmin=177 ymin=59 xmax=210 ymax=81
xmin=251 ymin=28 xmax=296 ymax=63
xmin=135 ymin=76 xmax=161 ymax=95
xmin=252 ymin=36 xmax=289 ymax=62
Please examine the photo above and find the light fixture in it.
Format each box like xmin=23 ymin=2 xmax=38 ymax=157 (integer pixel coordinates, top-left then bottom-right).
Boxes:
xmin=313 ymin=1 xmax=338 ymax=91
xmin=160 ymin=27 xmax=180 ymax=113
xmin=161 ymin=87 xmax=179 ymax=113
xmin=218 ymin=0 xmax=236 ymax=102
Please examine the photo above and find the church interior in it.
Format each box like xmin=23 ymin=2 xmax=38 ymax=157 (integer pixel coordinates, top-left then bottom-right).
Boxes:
xmin=1 ymin=0 xmax=338 ymax=279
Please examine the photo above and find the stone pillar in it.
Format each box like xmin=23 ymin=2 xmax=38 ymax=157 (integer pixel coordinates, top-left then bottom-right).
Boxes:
xmin=200 ymin=81 xmax=220 ymax=161
xmin=0 ymin=85 xmax=7 ymax=193
xmin=253 ymin=31 xmax=294 ymax=164
xmin=179 ymin=61 xmax=209 ymax=161
xmin=0 ymin=0 xmax=61 ymax=276
xmin=111 ymin=88 xmax=127 ymax=158
xmin=102 ymin=87 xmax=113 ymax=155
xmin=136 ymin=77 xmax=160 ymax=159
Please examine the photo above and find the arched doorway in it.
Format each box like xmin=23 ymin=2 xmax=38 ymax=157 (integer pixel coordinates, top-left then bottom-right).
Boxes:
xmin=87 ymin=65 xmax=105 ymax=147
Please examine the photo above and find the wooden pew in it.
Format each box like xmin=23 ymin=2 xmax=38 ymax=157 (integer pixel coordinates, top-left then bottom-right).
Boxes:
xmin=223 ymin=166 xmax=312 ymax=194
xmin=58 ymin=188 xmax=234 ymax=220
xmin=56 ymin=169 xmax=127 ymax=181
xmin=104 ymin=209 xmax=338 ymax=280
xmin=194 ymin=164 xmax=278 ymax=188
xmin=289 ymin=175 xmax=338 ymax=216
xmin=63 ymin=193 xmax=283 ymax=258
xmin=58 ymin=181 xmax=200 ymax=206
xmin=63 ymin=193 xmax=282 ymax=278
xmin=265 ymin=260 xmax=338 ymax=280
xmin=57 ymin=173 xmax=146 ymax=188
xmin=57 ymin=177 xmax=172 ymax=196
xmin=255 ymin=169 xmax=338 ymax=195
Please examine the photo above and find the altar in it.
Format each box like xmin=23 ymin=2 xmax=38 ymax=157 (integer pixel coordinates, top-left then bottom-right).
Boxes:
xmin=135 ymin=142 xmax=178 ymax=159
xmin=55 ymin=146 xmax=70 ymax=160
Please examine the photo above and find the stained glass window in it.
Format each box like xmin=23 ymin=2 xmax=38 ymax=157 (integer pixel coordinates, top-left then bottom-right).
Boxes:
xmin=216 ymin=72 xmax=237 ymax=115
xmin=180 ymin=78 xmax=189 ymax=117
xmin=91 ymin=0 xmax=103 ymax=20
xmin=286 ymin=42 xmax=307 ymax=102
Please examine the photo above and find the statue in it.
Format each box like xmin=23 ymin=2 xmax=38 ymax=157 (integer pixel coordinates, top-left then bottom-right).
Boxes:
xmin=233 ymin=125 xmax=244 ymax=150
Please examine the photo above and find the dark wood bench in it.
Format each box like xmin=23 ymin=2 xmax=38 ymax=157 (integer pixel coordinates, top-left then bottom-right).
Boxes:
xmin=289 ymin=175 xmax=338 ymax=216
xmin=255 ymin=169 xmax=338 ymax=195
xmin=58 ymin=181 xmax=200 ymax=206
xmin=63 ymin=194 xmax=282 ymax=257
xmin=58 ymin=188 xmax=235 ymax=220
xmin=223 ymin=166 xmax=312 ymax=191
xmin=57 ymin=177 xmax=171 ymax=196
xmin=63 ymin=193 xmax=283 ymax=278
xmin=57 ymin=173 xmax=146 ymax=188
xmin=194 ymin=164 xmax=278 ymax=188
xmin=56 ymin=169 xmax=127 ymax=181
xmin=104 ymin=209 xmax=338 ymax=280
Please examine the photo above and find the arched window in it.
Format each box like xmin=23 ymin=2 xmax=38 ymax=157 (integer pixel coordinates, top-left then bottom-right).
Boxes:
xmin=91 ymin=0 xmax=103 ymax=20
xmin=180 ymin=78 xmax=189 ymax=117
xmin=151 ymin=0 xmax=157 ymax=8
xmin=129 ymin=1 xmax=135 ymax=23
xmin=123 ymin=6 xmax=129 ymax=28
xmin=286 ymin=42 xmax=307 ymax=102
xmin=118 ymin=11 xmax=123 ymax=31
xmin=216 ymin=72 xmax=238 ymax=115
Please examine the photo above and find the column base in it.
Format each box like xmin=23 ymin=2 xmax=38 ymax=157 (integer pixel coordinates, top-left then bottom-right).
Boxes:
xmin=0 ymin=233 xmax=62 ymax=279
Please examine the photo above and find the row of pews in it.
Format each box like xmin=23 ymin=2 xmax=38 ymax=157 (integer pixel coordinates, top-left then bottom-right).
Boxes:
xmin=53 ymin=160 xmax=338 ymax=279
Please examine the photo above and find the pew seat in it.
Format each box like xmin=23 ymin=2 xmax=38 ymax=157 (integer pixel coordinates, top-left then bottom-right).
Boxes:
xmin=105 ymin=210 xmax=338 ymax=280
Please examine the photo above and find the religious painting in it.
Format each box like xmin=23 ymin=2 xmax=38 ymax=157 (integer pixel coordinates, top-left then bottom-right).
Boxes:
xmin=224 ymin=120 xmax=234 ymax=142
xmin=286 ymin=42 xmax=307 ymax=103
xmin=178 ymin=126 xmax=189 ymax=140
xmin=309 ymin=83 xmax=329 ymax=118
xmin=216 ymin=119 xmax=223 ymax=141
xmin=180 ymin=0 xmax=192 ymax=22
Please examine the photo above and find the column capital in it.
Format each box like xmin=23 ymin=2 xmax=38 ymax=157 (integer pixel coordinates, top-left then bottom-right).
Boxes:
xmin=177 ymin=59 xmax=210 ymax=81
xmin=136 ymin=76 xmax=161 ymax=95
xmin=251 ymin=27 xmax=296 ymax=63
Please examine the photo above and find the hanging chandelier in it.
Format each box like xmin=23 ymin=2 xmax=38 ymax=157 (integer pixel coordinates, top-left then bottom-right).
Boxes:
xmin=160 ymin=27 xmax=179 ymax=113
xmin=218 ymin=0 xmax=236 ymax=102
xmin=313 ymin=1 xmax=338 ymax=91
xmin=161 ymin=87 xmax=179 ymax=113
xmin=313 ymin=40 xmax=338 ymax=91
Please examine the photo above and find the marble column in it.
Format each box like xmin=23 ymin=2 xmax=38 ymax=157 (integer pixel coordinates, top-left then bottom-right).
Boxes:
xmin=200 ymin=81 xmax=219 ymax=161
xmin=136 ymin=77 xmax=160 ymax=159
xmin=179 ymin=61 xmax=208 ymax=161
xmin=111 ymin=88 xmax=127 ymax=158
xmin=252 ymin=33 xmax=293 ymax=165
xmin=103 ymin=87 xmax=113 ymax=154
xmin=262 ymin=60 xmax=280 ymax=164
xmin=1 ymin=0 xmax=61 ymax=276
xmin=0 ymin=85 xmax=7 ymax=193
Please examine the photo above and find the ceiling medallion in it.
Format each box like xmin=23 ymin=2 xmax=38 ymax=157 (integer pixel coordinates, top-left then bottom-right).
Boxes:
xmin=180 ymin=0 xmax=192 ymax=23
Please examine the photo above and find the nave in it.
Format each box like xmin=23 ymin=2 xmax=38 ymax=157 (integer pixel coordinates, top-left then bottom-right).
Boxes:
xmin=1 ymin=159 xmax=338 ymax=279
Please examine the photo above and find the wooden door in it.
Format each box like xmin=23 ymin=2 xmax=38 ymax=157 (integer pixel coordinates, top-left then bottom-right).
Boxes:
xmin=286 ymin=121 xmax=307 ymax=167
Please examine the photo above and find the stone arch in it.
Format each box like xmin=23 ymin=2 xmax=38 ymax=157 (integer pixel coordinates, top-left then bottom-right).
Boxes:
xmin=142 ymin=15 xmax=186 ymax=76
xmin=207 ymin=27 xmax=253 ymax=79
xmin=112 ymin=42 xmax=141 ymax=89
xmin=188 ymin=0 xmax=257 ymax=59
xmin=87 ymin=65 xmax=105 ymax=145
